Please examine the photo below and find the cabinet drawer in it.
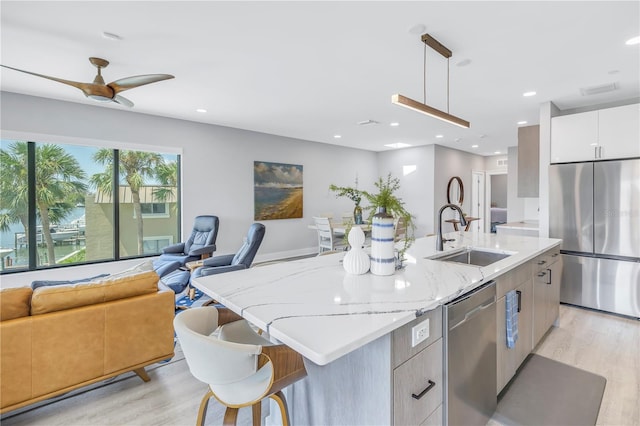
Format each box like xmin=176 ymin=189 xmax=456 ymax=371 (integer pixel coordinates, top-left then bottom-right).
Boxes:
xmin=496 ymin=262 xmax=531 ymax=298
xmin=420 ymin=404 xmax=442 ymax=426
xmin=393 ymin=338 xmax=443 ymax=426
xmin=533 ymin=247 xmax=561 ymax=271
xmin=392 ymin=306 xmax=442 ymax=368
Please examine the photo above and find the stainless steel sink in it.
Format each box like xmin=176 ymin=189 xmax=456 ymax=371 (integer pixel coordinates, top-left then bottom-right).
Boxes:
xmin=431 ymin=248 xmax=512 ymax=267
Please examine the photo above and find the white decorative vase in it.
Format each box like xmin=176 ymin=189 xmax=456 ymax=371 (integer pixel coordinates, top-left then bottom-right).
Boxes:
xmin=370 ymin=208 xmax=395 ymax=276
xmin=343 ymin=226 xmax=370 ymax=275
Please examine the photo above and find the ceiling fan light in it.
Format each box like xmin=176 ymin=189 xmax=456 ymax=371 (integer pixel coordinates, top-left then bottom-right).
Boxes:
xmin=87 ymin=94 xmax=112 ymax=102
xmin=391 ymin=94 xmax=470 ymax=128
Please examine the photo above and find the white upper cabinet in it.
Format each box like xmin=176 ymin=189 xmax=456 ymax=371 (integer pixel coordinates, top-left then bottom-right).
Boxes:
xmin=598 ymin=103 xmax=640 ymax=160
xmin=551 ymin=103 xmax=640 ymax=163
xmin=551 ymin=111 xmax=598 ymax=163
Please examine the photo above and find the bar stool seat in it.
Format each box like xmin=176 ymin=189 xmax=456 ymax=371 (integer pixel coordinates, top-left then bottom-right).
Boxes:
xmin=174 ymin=306 xmax=307 ymax=426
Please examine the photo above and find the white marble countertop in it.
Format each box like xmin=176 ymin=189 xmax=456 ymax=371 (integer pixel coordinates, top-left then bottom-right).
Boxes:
xmin=495 ymin=221 xmax=540 ymax=230
xmin=192 ymin=232 xmax=560 ymax=366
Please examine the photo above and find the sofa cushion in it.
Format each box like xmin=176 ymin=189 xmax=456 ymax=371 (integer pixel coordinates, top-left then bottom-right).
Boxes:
xmin=0 ymin=287 xmax=33 ymax=320
xmin=30 ymin=270 xmax=159 ymax=315
xmin=31 ymin=274 xmax=110 ymax=290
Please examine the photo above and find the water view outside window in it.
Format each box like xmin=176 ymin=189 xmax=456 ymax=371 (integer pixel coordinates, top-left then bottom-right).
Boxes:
xmin=0 ymin=140 xmax=179 ymax=272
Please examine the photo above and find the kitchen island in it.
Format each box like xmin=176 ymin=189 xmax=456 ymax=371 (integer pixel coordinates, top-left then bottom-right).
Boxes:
xmin=192 ymin=231 xmax=561 ymax=425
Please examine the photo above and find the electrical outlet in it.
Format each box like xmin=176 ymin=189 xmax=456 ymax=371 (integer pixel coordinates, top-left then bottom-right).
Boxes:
xmin=411 ymin=318 xmax=430 ymax=347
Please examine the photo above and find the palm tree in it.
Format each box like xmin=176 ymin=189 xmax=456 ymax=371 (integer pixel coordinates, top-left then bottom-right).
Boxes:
xmin=0 ymin=142 xmax=29 ymax=237
xmin=91 ymin=149 xmax=163 ymax=255
xmin=153 ymin=160 xmax=178 ymax=203
xmin=0 ymin=142 xmax=87 ymax=266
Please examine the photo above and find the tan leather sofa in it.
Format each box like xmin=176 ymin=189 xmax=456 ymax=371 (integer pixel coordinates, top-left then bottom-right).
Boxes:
xmin=0 ymin=270 xmax=175 ymax=413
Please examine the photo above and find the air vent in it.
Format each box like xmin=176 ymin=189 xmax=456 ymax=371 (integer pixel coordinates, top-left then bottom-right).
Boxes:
xmin=357 ymin=120 xmax=379 ymax=126
xmin=497 ymin=159 xmax=508 ymax=167
xmin=580 ymin=82 xmax=618 ymax=96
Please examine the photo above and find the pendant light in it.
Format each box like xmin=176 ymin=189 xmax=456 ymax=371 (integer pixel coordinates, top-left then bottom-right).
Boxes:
xmin=392 ymin=33 xmax=470 ymax=128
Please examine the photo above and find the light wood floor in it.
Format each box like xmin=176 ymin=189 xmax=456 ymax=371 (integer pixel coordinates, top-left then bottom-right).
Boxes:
xmin=2 ymin=304 xmax=638 ymax=425
xmin=533 ymin=305 xmax=640 ymax=426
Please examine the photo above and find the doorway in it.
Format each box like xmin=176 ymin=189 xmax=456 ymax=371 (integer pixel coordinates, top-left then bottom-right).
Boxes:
xmin=485 ymin=171 xmax=508 ymax=232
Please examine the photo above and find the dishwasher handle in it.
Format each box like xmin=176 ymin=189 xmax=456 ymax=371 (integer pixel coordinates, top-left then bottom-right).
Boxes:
xmin=448 ymin=295 xmax=495 ymax=331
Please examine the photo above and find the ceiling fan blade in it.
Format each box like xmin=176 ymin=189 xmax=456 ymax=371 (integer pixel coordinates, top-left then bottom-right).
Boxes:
xmin=1 ymin=64 xmax=91 ymax=92
xmin=108 ymin=74 xmax=174 ymax=94
xmin=113 ymin=95 xmax=134 ymax=108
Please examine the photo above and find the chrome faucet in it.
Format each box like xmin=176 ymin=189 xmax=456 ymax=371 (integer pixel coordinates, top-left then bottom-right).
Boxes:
xmin=436 ymin=203 xmax=467 ymax=251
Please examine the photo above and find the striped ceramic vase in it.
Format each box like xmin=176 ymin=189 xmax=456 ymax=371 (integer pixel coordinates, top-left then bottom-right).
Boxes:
xmin=370 ymin=207 xmax=395 ymax=276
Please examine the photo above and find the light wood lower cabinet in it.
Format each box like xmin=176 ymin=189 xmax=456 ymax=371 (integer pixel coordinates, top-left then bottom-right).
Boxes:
xmin=392 ymin=307 xmax=443 ymax=425
xmin=533 ymin=248 xmax=562 ymax=347
xmin=496 ymin=277 xmax=533 ymax=393
xmin=393 ymin=338 xmax=443 ymax=425
xmin=421 ymin=403 xmax=443 ymax=426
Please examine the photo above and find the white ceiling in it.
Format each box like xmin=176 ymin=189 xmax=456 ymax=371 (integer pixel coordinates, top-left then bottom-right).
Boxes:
xmin=1 ymin=1 xmax=638 ymax=155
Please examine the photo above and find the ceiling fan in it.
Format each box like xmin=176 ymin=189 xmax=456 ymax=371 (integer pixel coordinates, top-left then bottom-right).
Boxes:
xmin=0 ymin=57 xmax=174 ymax=107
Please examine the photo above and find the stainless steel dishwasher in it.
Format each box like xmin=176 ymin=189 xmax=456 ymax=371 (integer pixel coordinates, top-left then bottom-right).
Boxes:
xmin=443 ymin=281 xmax=497 ymax=425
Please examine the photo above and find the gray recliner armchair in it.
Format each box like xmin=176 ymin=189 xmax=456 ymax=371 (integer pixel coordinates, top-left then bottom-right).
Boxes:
xmin=159 ymin=215 xmax=219 ymax=266
xmin=192 ymin=223 xmax=265 ymax=279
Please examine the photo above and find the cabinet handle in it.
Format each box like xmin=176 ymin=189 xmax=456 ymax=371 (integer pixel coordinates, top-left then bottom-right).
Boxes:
xmin=595 ymin=145 xmax=599 ymax=159
xmin=412 ymin=380 xmax=436 ymax=400
xmin=537 ymin=271 xmax=546 ymax=277
xmin=551 ymin=253 xmax=559 ymax=258
xmin=547 ymin=268 xmax=552 ymax=285
xmin=516 ymin=290 xmax=522 ymax=313
xmin=537 ymin=260 xmax=546 ymax=265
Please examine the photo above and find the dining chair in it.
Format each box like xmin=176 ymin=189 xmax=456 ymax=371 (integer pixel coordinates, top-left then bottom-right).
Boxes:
xmin=313 ymin=216 xmax=343 ymax=253
xmin=174 ymin=307 xmax=307 ymax=426
xmin=394 ymin=216 xmax=407 ymax=242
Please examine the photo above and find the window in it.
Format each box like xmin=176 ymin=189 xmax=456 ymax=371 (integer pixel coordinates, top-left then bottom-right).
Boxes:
xmin=143 ymin=236 xmax=173 ymax=254
xmin=138 ymin=203 xmax=169 ymax=218
xmin=0 ymin=139 xmax=181 ymax=272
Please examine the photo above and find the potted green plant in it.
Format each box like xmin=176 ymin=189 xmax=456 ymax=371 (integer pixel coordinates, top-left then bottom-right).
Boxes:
xmin=327 ymin=184 xmax=363 ymax=224
xmin=329 ymin=174 xmax=415 ymax=266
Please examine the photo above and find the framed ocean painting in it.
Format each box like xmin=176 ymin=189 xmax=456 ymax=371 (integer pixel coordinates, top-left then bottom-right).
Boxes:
xmin=254 ymin=161 xmax=303 ymax=220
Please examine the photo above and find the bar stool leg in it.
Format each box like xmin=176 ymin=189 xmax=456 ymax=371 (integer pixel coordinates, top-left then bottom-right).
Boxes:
xmin=270 ymin=391 xmax=290 ymax=426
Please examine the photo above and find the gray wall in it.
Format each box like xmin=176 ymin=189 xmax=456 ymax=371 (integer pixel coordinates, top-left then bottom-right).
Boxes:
xmin=0 ymin=91 xmax=501 ymax=287
xmin=0 ymin=92 xmax=379 ymax=264
xmin=433 ymin=145 xmax=485 ymax=232
xmin=377 ymin=145 xmax=435 ymax=237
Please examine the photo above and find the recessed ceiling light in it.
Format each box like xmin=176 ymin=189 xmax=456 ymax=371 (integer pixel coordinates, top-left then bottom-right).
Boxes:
xmin=472 ymin=145 xmax=479 ymax=148
xmin=523 ymin=91 xmax=537 ymax=97
xmin=334 ymin=134 xmax=342 ymax=139
xmin=435 ymin=134 xmax=444 ymax=138
xmin=385 ymin=143 xmax=412 ymax=149
xmin=625 ymin=36 xmax=640 ymax=45
xmin=517 ymin=120 xmax=527 ymax=125
xmin=196 ymin=108 xmax=207 ymax=113
xmin=495 ymin=151 xmax=501 ymax=154
xmin=390 ymin=122 xmax=400 ymax=127
xmin=102 ymin=31 xmax=122 ymax=41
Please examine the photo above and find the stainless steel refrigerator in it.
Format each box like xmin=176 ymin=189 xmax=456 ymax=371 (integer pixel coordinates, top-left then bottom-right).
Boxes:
xmin=549 ymin=158 xmax=640 ymax=318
